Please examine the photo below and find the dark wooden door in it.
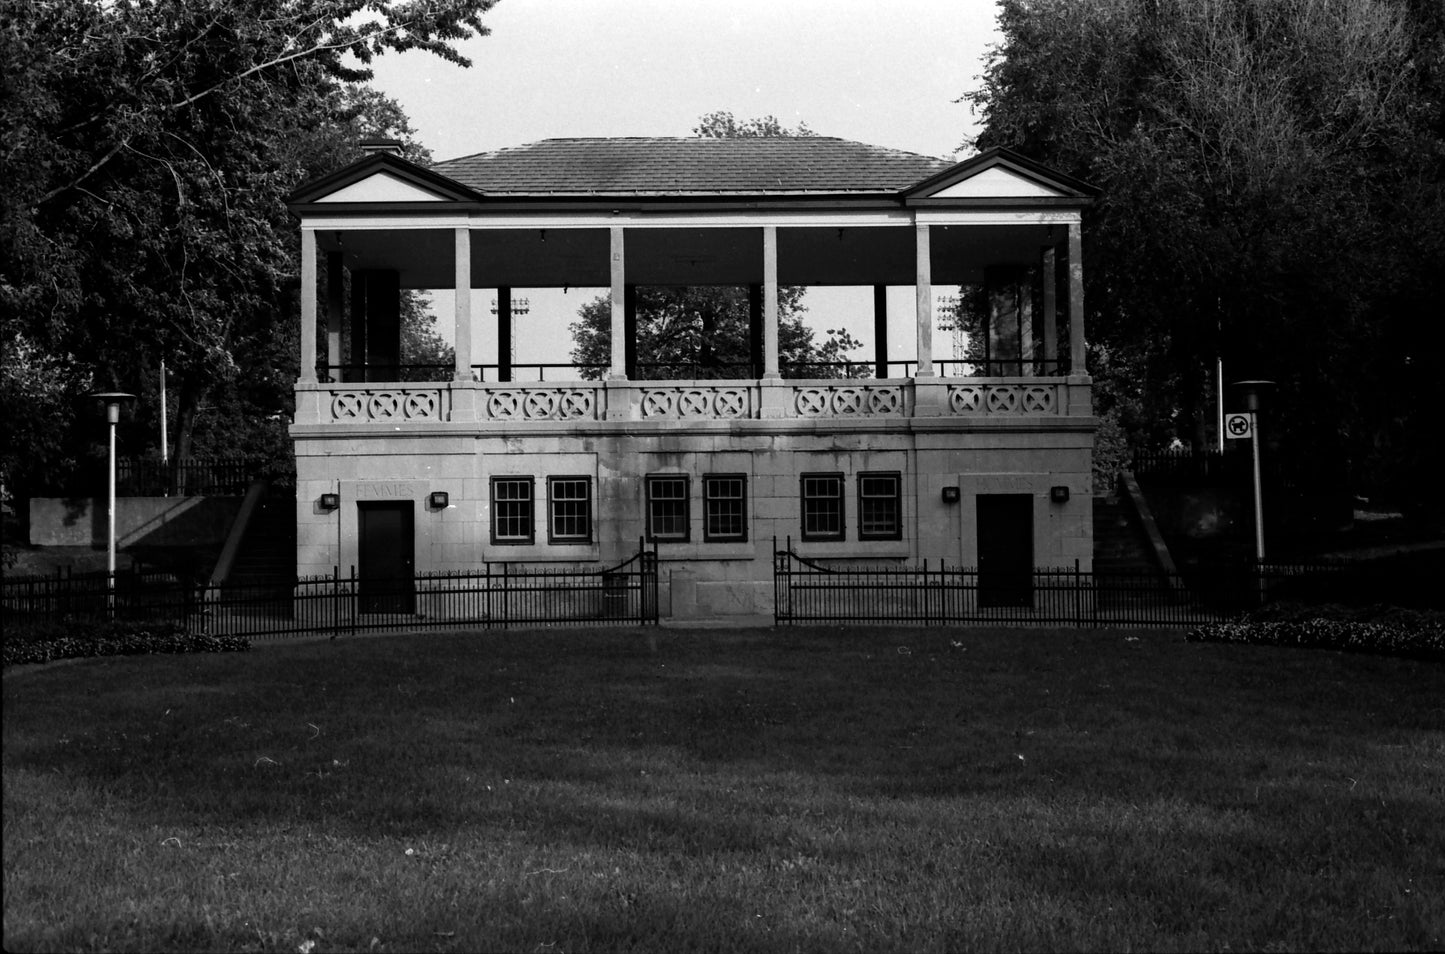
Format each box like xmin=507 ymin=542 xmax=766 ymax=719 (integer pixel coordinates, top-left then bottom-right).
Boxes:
xmin=977 ymin=494 xmax=1033 ymax=608
xmin=358 ymin=501 xmax=414 ymax=613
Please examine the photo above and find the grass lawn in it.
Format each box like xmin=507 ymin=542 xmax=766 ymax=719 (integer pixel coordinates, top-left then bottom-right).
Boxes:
xmin=4 ymin=626 xmax=1442 ymax=952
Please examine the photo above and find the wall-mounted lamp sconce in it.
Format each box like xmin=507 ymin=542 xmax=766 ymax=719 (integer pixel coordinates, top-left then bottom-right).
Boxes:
xmin=319 ymin=493 xmax=340 ymax=511
xmin=428 ymin=491 xmax=450 ymax=510
xmin=1050 ymin=485 xmax=1070 ymax=503
xmin=941 ymin=486 xmax=961 ymax=504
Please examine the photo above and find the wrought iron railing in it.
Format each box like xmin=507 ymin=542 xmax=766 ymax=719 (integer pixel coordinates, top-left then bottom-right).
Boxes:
xmin=317 ymin=363 xmax=454 ymax=383
xmin=1130 ymin=448 xmax=1250 ymax=485
xmin=471 ymin=362 xmax=608 ymax=382
xmin=773 ymin=542 xmax=1354 ymax=627
xmin=312 ymin=359 xmax=1074 ymax=385
xmin=115 ymin=456 xmax=269 ymax=496
xmin=2 ymin=544 xmax=660 ymax=638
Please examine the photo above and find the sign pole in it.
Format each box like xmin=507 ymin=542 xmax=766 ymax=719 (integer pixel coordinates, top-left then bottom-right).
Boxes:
xmin=1230 ymin=381 xmax=1275 ymax=575
xmin=1249 ymin=418 xmax=1265 ymax=563
xmin=1216 ymin=357 xmax=1225 ymax=453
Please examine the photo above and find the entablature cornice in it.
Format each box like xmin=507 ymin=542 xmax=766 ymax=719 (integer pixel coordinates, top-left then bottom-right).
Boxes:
xmin=296 ymin=206 xmax=1085 ymax=232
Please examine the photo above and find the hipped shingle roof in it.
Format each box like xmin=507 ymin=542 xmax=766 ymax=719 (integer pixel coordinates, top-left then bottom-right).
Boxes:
xmin=431 ymin=137 xmax=952 ymax=196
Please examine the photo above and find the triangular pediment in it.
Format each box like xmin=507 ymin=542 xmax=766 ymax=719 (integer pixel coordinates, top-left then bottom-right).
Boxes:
xmin=927 ymin=165 xmax=1067 ymax=199
xmin=903 ymin=147 xmax=1097 ymax=202
xmin=287 ymin=152 xmax=482 ymax=208
xmin=315 ymin=171 xmax=448 ymax=203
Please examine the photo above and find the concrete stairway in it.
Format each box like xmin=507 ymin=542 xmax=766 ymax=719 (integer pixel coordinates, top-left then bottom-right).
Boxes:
xmin=1093 ymin=493 xmax=1158 ymax=573
xmin=223 ymin=492 xmax=296 ymax=596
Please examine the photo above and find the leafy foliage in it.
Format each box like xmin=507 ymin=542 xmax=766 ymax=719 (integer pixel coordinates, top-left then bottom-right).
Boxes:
xmin=1187 ymin=616 xmax=1444 ymax=657
xmin=568 ymin=285 xmax=863 ymax=380
xmin=692 ymin=110 xmax=816 ymax=139
xmin=0 ymin=0 xmax=493 ymax=493
xmin=968 ymin=0 xmax=1445 ymax=512
xmin=2 ymin=619 xmax=249 ymax=667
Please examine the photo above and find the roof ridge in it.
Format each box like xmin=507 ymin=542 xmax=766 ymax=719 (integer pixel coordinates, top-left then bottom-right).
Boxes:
xmin=430 ymin=136 xmax=957 ymax=194
xmin=434 ymin=135 xmax=947 ymax=164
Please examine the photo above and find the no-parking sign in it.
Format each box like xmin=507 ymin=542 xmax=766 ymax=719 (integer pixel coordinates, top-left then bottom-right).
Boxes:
xmin=1224 ymin=412 xmax=1254 ymax=440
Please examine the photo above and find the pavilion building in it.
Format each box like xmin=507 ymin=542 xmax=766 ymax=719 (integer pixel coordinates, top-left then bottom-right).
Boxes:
xmin=286 ymin=136 xmax=1098 ymax=618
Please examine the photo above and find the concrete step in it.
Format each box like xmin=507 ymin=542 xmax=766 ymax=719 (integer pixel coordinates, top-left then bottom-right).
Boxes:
xmin=224 ymin=493 xmax=296 ymax=591
xmin=1093 ymin=495 xmax=1157 ymax=573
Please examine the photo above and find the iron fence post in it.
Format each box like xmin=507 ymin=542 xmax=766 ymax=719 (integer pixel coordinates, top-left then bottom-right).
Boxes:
xmin=1074 ymin=559 xmax=1082 ymax=627
xmin=1092 ymin=562 xmax=1100 ymax=630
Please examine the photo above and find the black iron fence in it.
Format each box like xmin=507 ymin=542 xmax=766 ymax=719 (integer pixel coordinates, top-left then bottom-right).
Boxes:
xmin=774 ymin=545 xmax=1350 ymax=627
xmin=115 ymin=456 xmax=270 ymax=496
xmin=3 ymin=545 xmax=659 ymax=639
xmin=1130 ymin=448 xmax=1249 ymax=486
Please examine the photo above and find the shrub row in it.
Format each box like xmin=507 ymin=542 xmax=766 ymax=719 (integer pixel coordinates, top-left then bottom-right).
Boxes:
xmin=2 ymin=620 xmax=249 ymax=667
xmin=1186 ymin=616 xmax=1444 ymax=658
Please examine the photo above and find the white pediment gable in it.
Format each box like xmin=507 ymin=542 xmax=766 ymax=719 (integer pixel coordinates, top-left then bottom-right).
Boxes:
xmin=315 ymin=171 xmax=447 ymax=203
xmin=929 ymin=166 xmax=1068 ymax=199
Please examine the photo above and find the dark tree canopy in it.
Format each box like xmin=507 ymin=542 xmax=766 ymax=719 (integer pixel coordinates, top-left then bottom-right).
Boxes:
xmin=1 ymin=0 xmax=491 ymax=497
xmin=968 ymin=0 xmax=1445 ymax=510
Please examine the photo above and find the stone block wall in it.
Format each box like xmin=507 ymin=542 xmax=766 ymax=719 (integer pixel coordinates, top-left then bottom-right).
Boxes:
xmin=293 ymin=419 xmax=1093 ymax=618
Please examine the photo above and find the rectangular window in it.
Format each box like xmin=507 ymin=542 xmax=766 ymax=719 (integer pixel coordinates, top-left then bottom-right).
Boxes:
xmin=858 ymin=472 xmax=902 ymax=540
xmin=547 ymin=476 xmax=592 ymax=544
xmin=800 ymin=472 xmax=845 ymax=540
xmin=646 ymin=475 xmax=690 ymax=542
xmin=703 ymin=474 xmax=747 ymax=542
xmin=490 ymin=477 xmax=534 ymax=545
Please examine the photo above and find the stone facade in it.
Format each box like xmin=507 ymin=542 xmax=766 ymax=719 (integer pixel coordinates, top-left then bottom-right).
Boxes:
xmin=293 ymin=377 xmax=1093 ymax=618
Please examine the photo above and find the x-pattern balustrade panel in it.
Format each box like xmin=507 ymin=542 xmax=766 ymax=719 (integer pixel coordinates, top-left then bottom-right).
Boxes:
xmin=310 ymin=379 xmax=1070 ymax=425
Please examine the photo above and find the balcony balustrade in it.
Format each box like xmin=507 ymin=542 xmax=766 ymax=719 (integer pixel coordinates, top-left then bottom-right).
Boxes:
xmin=296 ymin=372 xmax=1089 ymax=427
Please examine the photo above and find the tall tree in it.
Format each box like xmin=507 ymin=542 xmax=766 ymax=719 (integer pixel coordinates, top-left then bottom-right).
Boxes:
xmin=0 ymin=0 xmax=493 ymax=495
xmin=967 ymin=0 xmax=1445 ymax=510
xmin=568 ymin=285 xmax=862 ymax=380
xmin=692 ymin=110 xmax=815 ymax=139
xmin=568 ymin=112 xmax=862 ymax=379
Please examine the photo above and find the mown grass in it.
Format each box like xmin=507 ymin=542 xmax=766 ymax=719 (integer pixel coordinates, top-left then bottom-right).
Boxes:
xmin=4 ymin=626 xmax=1442 ymax=952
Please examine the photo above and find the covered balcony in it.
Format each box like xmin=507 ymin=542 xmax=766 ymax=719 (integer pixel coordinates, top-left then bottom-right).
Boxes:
xmin=288 ymin=139 xmax=1096 ymax=433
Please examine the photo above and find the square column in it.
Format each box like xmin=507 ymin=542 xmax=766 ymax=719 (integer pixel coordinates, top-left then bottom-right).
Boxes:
xmin=609 ymin=226 xmax=627 ymax=380
xmin=351 ymin=270 xmax=400 ymax=382
xmin=299 ymin=227 xmax=317 ymax=384
xmin=1041 ymin=245 xmax=1058 ymax=371
xmin=624 ymin=284 xmax=638 ymax=380
xmin=762 ymin=225 xmax=780 ymax=380
xmin=326 ymin=251 xmax=343 ymax=380
xmin=496 ymin=285 xmax=513 ymax=382
xmin=1067 ymin=222 xmax=1086 ymax=375
xmin=914 ymin=223 xmax=934 ymax=378
xmin=453 ymin=227 xmax=472 ymax=381
xmin=748 ymin=284 xmax=763 ymax=377
xmin=873 ymin=284 xmax=889 ymax=379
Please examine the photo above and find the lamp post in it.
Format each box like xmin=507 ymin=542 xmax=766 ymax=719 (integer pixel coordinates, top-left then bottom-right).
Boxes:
xmin=1231 ymin=380 xmax=1275 ymax=565
xmin=159 ymin=360 xmax=169 ymax=494
xmin=89 ymin=391 xmax=135 ymax=613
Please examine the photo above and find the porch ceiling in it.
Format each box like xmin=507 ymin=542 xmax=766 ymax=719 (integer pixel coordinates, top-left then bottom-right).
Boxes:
xmin=317 ymin=223 xmax=1060 ymax=290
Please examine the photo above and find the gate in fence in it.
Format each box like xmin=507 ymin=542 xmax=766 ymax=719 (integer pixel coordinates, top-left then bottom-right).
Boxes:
xmin=773 ymin=543 xmax=1346 ymax=627
xmin=3 ymin=543 xmax=660 ymax=639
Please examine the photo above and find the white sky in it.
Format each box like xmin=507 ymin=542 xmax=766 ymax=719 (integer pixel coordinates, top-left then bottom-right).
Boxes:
xmin=365 ymin=0 xmax=1003 ymax=371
